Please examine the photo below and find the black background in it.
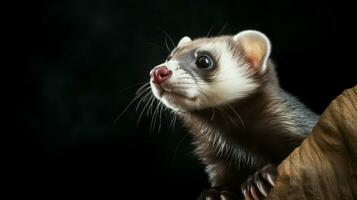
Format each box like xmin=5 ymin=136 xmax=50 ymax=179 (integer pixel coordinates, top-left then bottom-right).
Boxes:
xmin=17 ymin=0 xmax=355 ymax=198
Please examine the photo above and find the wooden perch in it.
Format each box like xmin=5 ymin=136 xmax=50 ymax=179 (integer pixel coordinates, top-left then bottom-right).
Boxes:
xmin=267 ymin=86 xmax=357 ymax=200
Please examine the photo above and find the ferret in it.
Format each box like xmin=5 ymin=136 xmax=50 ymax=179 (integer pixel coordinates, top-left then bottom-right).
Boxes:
xmin=149 ymin=30 xmax=319 ymax=200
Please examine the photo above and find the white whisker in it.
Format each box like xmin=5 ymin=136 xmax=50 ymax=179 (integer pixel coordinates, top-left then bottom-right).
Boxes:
xmin=114 ymin=85 xmax=150 ymax=123
xmin=135 ymin=89 xmax=152 ymax=111
xmin=137 ymin=94 xmax=154 ymax=125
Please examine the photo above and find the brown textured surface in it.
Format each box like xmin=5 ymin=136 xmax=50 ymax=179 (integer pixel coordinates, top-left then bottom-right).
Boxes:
xmin=267 ymin=86 xmax=357 ymax=200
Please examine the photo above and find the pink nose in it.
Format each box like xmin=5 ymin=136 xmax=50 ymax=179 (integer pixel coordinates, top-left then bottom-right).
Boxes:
xmin=150 ymin=66 xmax=172 ymax=85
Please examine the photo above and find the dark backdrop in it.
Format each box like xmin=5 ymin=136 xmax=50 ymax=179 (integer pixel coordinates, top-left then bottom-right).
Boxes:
xmin=19 ymin=0 xmax=355 ymax=198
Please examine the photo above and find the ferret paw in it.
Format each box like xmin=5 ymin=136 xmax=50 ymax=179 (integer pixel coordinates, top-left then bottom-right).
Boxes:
xmin=198 ymin=188 xmax=239 ymax=200
xmin=241 ymin=164 xmax=277 ymax=200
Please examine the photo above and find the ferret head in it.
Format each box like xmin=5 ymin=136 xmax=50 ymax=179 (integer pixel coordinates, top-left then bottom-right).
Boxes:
xmin=150 ymin=30 xmax=271 ymax=112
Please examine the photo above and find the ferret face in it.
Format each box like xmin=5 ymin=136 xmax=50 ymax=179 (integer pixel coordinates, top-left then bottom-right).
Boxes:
xmin=150 ymin=30 xmax=271 ymax=112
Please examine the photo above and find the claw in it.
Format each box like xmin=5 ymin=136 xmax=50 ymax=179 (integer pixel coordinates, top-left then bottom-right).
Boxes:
xmin=256 ymin=181 xmax=268 ymax=197
xmin=242 ymin=164 xmax=278 ymax=200
xmin=243 ymin=188 xmax=253 ymax=200
xmin=250 ymin=186 xmax=260 ymax=200
xmin=266 ymin=174 xmax=276 ymax=187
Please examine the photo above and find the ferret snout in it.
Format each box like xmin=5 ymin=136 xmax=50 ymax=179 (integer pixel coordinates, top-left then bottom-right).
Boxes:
xmin=150 ymin=66 xmax=172 ymax=85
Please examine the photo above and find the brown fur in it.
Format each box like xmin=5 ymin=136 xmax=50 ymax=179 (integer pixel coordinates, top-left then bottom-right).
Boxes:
xmin=177 ymin=61 xmax=319 ymax=192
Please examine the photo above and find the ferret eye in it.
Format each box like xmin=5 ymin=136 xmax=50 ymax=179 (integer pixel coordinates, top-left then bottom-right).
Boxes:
xmin=196 ymin=55 xmax=213 ymax=70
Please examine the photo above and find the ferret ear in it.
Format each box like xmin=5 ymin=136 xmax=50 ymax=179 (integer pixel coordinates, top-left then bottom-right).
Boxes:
xmin=177 ymin=36 xmax=192 ymax=47
xmin=233 ymin=30 xmax=271 ymax=72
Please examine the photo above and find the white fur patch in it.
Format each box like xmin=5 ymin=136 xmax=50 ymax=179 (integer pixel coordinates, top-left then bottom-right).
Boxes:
xmin=197 ymin=42 xmax=259 ymax=107
xmin=150 ymin=60 xmax=201 ymax=111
